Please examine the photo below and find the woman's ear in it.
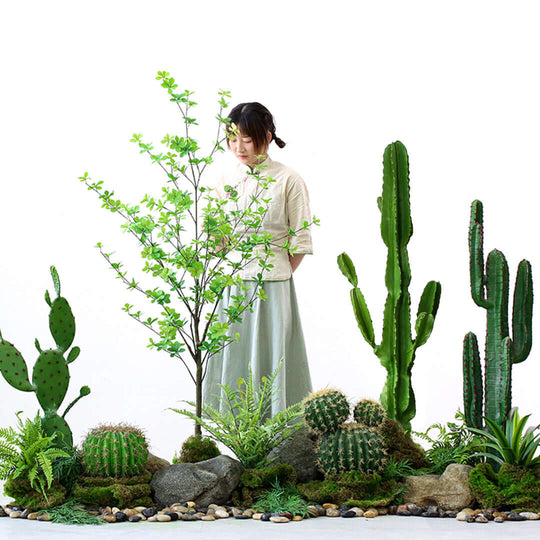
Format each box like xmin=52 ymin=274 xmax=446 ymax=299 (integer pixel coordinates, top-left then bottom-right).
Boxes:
xmin=266 ymin=130 xmax=272 ymax=145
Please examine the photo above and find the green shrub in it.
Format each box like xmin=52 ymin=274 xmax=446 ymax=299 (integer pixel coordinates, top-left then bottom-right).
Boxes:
xmin=172 ymin=435 xmax=220 ymax=463
xmin=254 ymin=481 xmax=309 ymax=516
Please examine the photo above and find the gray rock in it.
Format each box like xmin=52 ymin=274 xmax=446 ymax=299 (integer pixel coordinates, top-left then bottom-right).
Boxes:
xmin=150 ymin=455 xmax=242 ymax=508
xmin=266 ymin=426 xmax=321 ymax=482
xmin=403 ymin=464 xmax=474 ymax=511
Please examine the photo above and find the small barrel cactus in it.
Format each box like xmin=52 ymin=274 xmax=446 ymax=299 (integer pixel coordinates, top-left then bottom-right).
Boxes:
xmin=303 ymin=388 xmax=350 ymax=433
xmin=82 ymin=424 xmax=149 ymax=478
xmin=354 ymin=399 xmax=387 ymax=427
xmin=303 ymin=389 xmax=387 ymax=475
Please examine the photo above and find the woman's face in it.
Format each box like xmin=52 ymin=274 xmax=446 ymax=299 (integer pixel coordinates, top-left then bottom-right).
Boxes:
xmin=228 ymin=131 xmax=270 ymax=167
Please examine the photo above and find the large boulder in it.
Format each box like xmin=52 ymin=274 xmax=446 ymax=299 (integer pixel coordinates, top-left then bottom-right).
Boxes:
xmin=403 ymin=463 xmax=474 ymax=511
xmin=145 ymin=453 xmax=171 ymax=475
xmin=150 ymin=455 xmax=242 ymax=508
xmin=266 ymin=426 xmax=321 ymax=482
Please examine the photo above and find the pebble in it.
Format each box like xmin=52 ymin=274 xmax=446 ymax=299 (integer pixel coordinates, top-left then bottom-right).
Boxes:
xmin=214 ymin=509 xmax=229 ymax=518
xmin=234 ymin=514 xmax=251 ymax=520
xmin=20 ymin=509 xmax=31 ymax=519
xmin=364 ymin=510 xmax=378 ymax=518
xmin=9 ymin=511 xmax=22 ymax=519
xmin=201 ymin=515 xmax=216 ymax=521
xmin=475 ymin=515 xmax=489 ymax=523
xmin=292 ymin=515 xmax=303 ymax=521
xmin=411 ymin=506 xmax=425 ymax=517
xmin=261 ymin=513 xmax=272 ymax=521
xmin=157 ymin=514 xmax=172 ymax=522
xmin=147 ymin=515 xmax=158 ymax=522
xmin=323 ymin=503 xmax=338 ymax=509
xmin=397 ymin=509 xmax=411 ymax=516
xmin=270 ymin=516 xmax=290 ymax=523
xmin=280 ymin=512 xmax=293 ymax=520
xmin=102 ymin=514 xmax=117 ymax=523
xmin=243 ymin=508 xmax=255 ymax=517
xmin=232 ymin=507 xmax=243 ymax=516
xmin=325 ymin=508 xmax=340 ymax=517
xmin=115 ymin=512 xmax=127 ymax=522
xmin=182 ymin=514 xmax=197 ymax=521
xmin=128 ymin=515 xmax=142 ymax=522
xmin=142 ymin=507 xmax=157 ymax=518
xmin=172 ymin=505 xmax=188 ymax=514
xmin=340 ymin=510 xmax=357 ymax=518
xmin=134 ymin=506 xmax=146 ymax=512
xmin=350 ymin=507 xmax=364 ymax=517
xmin=494 ymin=516 xmax=506 ymax=523
xmin=456 ymin=508 xmax=475 ymax=521
xmin=112 ymin=507 xmax=120 ymax=514
xmin=423 ymin=506 xmax=440 ymax=518
xmin=377 ymin=507 xmax=389 ymax=516
xmin=252 ymin=513 xmax=263 ymax=520
xmin=208 ymin=504 xmax=218 ymax=509
xmin=37 ymin=512 xmax=51 ymax=521
xmin=466 ymin=516 xmax=475 ymax=523
xmin=165 ymin=511 xmax=179 ymax=521
xmin=520 ymin=512 xmax=540 ymax=520
xmin=187 ymin=501 xmax=196 ymax=508
xmin=0 ymin=507 xmax=6 ymax=518
xmin=124 ymin=509 xmax=138 ymax=518
xmin=508 ymin=512 xmax=527 ymax=522
xmin=27 ymin=512 xmax=39 ymax=520
xmin=493 ymin=511 xmax=507 ymax=519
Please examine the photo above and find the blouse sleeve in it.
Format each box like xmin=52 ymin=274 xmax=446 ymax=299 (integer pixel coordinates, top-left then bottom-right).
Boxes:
xmin=286 ymin=174 xmax=313 ymax=255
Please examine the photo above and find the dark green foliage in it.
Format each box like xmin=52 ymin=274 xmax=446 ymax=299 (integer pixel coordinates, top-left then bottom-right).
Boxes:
xmin=338 ymin=142 xmax=441 ymax=432
xmin=297 ymin=469 xmax=402 ymax=507
xmin=412 ymin=411 xmax=481 ymax=474
xmin=379 ymin=418 xmax=428 ymax=469
xmin=81 ymin=424 xmax=149 ymax=477
xmin=172 ymin=435 xmax=220 ymax=463
xmin=53 ymin=448 xmax=83 ymax=496
xmin=254 ymin=481 xmax=309 ymax=516
xmin=43 ymin=499 xmax=105 ymax=525
xmin=469 ymin=463 xmax=540 ymax=511
xmin=231 ymin=463 xmax=297 ymax=507
xmin=0 ymin=267 xmax=91 ymax=448
xmin=4 ymin=477 xmax=66 ymax=510
xmin=463 ymin=200 xmax=533 ymax=430
xmin=73 ymin=473 xmax=152 ymax=508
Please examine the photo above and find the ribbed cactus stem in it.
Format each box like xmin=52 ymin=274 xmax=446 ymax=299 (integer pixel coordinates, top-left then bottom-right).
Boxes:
xmin=338 ymin=141 xmax=441 ymax=432
xmin=303 ymin=388 xmax=350 ymax=433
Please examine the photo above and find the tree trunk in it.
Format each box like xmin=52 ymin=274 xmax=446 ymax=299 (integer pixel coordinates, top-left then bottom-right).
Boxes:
xmin=195 ymin=349 xmax=202 ymax=437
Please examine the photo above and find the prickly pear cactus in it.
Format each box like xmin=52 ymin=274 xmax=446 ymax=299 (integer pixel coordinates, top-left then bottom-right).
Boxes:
xmin=353 ymin=399 xmax=387 ymax=427
xmin=0 ymin=266 xmax=90 ymax=448
xmin=81 ymin=424 xmax=149 ymax=478
xmin=303 ymin=388 xmax=350 ymax=433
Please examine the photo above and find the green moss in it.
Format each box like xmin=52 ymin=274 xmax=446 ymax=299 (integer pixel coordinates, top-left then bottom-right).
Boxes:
xmin=172 ymin=435 xmax=221 ymax=464
xmin=76 ymin=472 xmax=151 ymax=487
xmin=470 ymin=463 xmax=540 ymax=511
xmin=73 ymin=474 xmax=152 ymax=507
xmin=231 ymin=464 xmax=297 ymax=507
xmin=297 ymin=470 xmax=401 ymax=507
xmin=380 ymin=419 xmax=429 ymax=469
xmin=4 ymin=478 xmax=66 ymax=510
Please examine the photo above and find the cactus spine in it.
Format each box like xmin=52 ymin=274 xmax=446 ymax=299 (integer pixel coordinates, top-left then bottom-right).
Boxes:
xmin=338 ymin=141 xmax=441 ymax=432
xmin=463 ymin=200 xmax=533 ymax=429
xmin=0 ymin=266 xmax=90 ymax=448
xmin=82 ymin=424 xmax=149 ymax=478
xmin=303 ymin=390 xmax=387 ymax=475
xmin=353 ymin=398 xmax=387 ymax=427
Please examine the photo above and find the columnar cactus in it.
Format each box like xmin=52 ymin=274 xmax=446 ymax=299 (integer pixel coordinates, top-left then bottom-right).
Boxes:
xmin=81 ymin=424 xmax=149 ymax=478
xmin=0 ymin=266 xmax=90 ymax=448
xmin=303 ymin=390 xmax=387 ymax=475
xmin=463 ymin=200 xmax=533 ymax=429
xmin=338 ymin=141 xmax=441 ymax=432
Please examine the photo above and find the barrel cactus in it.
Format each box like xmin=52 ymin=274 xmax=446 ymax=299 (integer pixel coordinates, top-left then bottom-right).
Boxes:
xmin=81 ymin=424 xmax=149 ymax=478
xmin=303 ymin=389 xmax=387 ymax=475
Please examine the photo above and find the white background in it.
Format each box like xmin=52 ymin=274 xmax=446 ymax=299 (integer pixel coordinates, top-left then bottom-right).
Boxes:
xmin=1 ymin=0 xmax=539 ymax=461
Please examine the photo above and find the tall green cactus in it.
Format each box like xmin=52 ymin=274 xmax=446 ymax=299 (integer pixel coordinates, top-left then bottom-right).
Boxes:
xmin=338 ymin=141 xmax=441 ymax=432
xmin=0 ymin=266 xmax=90 ymax=448
xmin=463 ymin=200 xmax=533 ymax=430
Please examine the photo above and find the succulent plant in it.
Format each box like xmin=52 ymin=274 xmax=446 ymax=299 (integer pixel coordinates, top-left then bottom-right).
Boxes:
xmin=338 ymin=141 xmax=441 ymax=432
xmin=303 ymin=389 xmax=387 ymax=475
xmin=463 ymin=200 xmax=533 ymax=430
xmin=0 ymin=266 xmax=90 ymax=448
xmin=81 ymin=424 xmax=149 ymax=478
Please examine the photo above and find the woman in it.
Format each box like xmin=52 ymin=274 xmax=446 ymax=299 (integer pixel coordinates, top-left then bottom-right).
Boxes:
xmin=202 ymin=102 xmax=313 ymax=417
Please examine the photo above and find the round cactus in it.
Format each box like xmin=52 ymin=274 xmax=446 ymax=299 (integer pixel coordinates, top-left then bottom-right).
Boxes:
xmin=82 ymin=424 xmax=149 ymax=478
xmin=353 ymin=399 xmax=387 ymax=427
xmin=317 ymin=423 xmax=387 ymax=475
xmin=303 ymin=388 xmax=350 ymax=433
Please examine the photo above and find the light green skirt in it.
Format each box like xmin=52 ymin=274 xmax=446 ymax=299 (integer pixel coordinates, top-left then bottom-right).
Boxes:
xmin=202 ymin=278 xmax=312 ymax=416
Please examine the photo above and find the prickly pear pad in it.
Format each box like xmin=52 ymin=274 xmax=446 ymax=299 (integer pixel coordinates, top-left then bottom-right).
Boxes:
xmin=0 ymin=340 xmax=35 ymax=391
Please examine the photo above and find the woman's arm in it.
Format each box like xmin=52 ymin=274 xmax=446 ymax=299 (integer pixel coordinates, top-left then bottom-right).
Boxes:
xmin=289 ymin=253 xmax=305 ymax=273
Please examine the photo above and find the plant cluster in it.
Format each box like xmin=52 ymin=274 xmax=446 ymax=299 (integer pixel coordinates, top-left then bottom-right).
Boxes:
xmin=0 ymin=266 xmax=90 ymax=448
xmin=254 ymin=480 xmax=309 ymax=516
xmin=170 ymin=361 xmax=303 ymax=468
xmin=172 ymin=434 xmax=220 ymax=463
xmin=41 ymin=499 xmax=105 ymax=525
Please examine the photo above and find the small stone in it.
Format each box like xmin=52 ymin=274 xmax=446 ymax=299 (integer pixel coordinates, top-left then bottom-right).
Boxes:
xmin=27 ymin=512 xmax=39 ymax=520
xmin=340 ymin=509 xmax=357 ymax=518
xmin=9 ymin=511 xmax=22 ymax=519
xmin=350 ymin=507 xmax=364 ymax=517
xmin=466 ymin=515 xmax=475 ymax=523
xmin=147 ymin=515 xmax=158 ymax=522
xmin=201 ymin=515 xmax=216 ymax=521
xmin=445 ymin=511 xmax=458 ymax=518
xmin=134 ymin=506 xmax=146 ymax=512
xmin=172 ymin=505 xmax=188 ymax=514
xmin=182 ymin=514 xmax=197 ymax=521
xmin=252 ymin=512 xmax=263 ymax=520
xmin=243 ymin=508 xmax=255 ymax=517
xmin=520 ymin=512 xmax=540 ymax=520
xmin=316 ymin=504 xmax=326 ymax=516
xmin=456 ymin=508 xmax=474 ymax=521
xmin=306 ymin=506 xmax=318 ymax=517
xmin=128 ymin=515 xmax=142 ymax=522
xmin=232 ymin=507 xmax=243 ymax=516
xmin=157 ymin=514 xmax=172 ymax=522
xmin=206 ymin=508 xmax=215 ymax=515
xmin=37 ymin=513 xmax=51 ymax=521
xmin=280 ymin=512 xmax=293 ymax=520
xmin=377 ymin=507 xmax=389 ymax=516
xmin=364 ymin=510 xmax=378 ymax=518
xmin=102 ymin=514 xmax=117 ymax=523
xmin=111 ymin=507 xmax=120 ymax=514
xmin=192 ymin=513 xmax=205 ymax=519
xmin=115 ymin=512 xmax=127 ymax=522
xmin=471 ymin=509 xmax=483 ymax=516
xmin=326 ymin=508 xmax=340 ymax=517
xmin=323 ymin=503 xmax=338 ymax=509
xmin=208 ymin=504 xmax=218 ymax=509
xmin=0 ymin=507 xmax=7 ymax=518
xmin=411 ymin=506 xmax=425 ymax=516
xmin=20 ymin=509 xmax=31 ymax=519
xmin=186 ymin=501 xmax=196 ymax=508
xmin=142 ymin=507 xmax=157 ymax=518
xmin=261 ymin=513 xmax=272 ymax=521
xmin=397 ymin=509 xmax=412 ymax=516
xmin=165 ymin=511 xmax=179 ymax=521
xmin=270 ymin=516 xmax=290 ymax=523
xmin=388 ymin=506 xmax=397 ymax=515
xmin=482 ymin=510 xmax=494 ymax=521
xmin=101 ymin=506 xmax=112 ymax=515
xmin=124 ymin=509 xmax=138 ymax=517
xmin=508 ymin=512 xmax=526 ymax=521
xmin=214 ymin=509 xmax=229 ymax=518
xmin=475 ymin=515 xmax=489 ymax=523
xmin=494 ymin=516 xmax=505 ymax=523
xmin=292 ymin=515 xmax=303 ymax=521
xmin=198 ymin=507 xmax=208 ymax=514
xmin=424 ymin=505 xmax=439 ymax=517
xmin=493 ymin=511 xmax=506 ymax=519
xmin=234 ymin=514 xmax=250 ymax=519
xmin=215 ymin=506 xmax=227 ymax=512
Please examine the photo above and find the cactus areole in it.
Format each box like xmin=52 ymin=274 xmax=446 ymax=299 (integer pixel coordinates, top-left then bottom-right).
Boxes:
xmin=338 ymin=141 xmax=441 ymax=432
xmin=0 ymin=266 xmax=91 ymax=448
xmin=463 ymin=200 xmax=533 ymax=430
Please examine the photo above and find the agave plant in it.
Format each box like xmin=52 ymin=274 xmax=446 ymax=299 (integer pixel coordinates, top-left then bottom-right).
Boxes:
xmin=468 ymin=407 xmax=540 ymax=468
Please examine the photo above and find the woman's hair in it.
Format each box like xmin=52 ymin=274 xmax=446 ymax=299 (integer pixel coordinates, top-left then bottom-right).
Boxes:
xmin=226 ymin=102 xmax=286 ymax=152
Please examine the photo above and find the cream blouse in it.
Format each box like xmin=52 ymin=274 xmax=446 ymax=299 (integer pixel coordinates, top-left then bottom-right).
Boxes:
xmin=215 ymin=156 xmax=313 ymax=281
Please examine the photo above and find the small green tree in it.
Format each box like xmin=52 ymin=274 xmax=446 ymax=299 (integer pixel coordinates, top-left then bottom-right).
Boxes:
xmin=80 ymin=71 xmax=315 ymax=435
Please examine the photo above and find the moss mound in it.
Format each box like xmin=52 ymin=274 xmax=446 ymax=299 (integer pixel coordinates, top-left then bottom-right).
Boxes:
xmin=73 ymin=472 xmax=153 ymax=507
xmin=173 ymin=435 xmax=220 ymax=464
xmin=297 ymin=470 xmax=401 ymax=507
xmin=4 ymin=478 xmax=66 ymax=510
xmin=380 ymin=418 xmax=429 ymax=469
xmin=470 ymin=463 xmax=540 ymax=511
xmin=231 ymin=463 xmax=297 ymax=507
